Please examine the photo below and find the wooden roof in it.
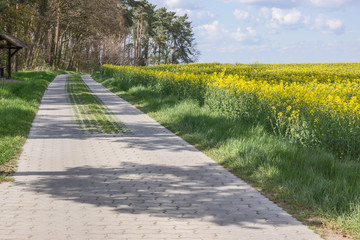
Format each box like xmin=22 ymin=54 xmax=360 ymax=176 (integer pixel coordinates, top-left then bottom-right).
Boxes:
xmin=0 ymin=33 xmax=28 ymax=49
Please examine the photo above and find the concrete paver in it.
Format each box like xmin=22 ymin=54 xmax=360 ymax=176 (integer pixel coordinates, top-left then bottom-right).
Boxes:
xmin=0 ymin=74 xmax=323 ymax=239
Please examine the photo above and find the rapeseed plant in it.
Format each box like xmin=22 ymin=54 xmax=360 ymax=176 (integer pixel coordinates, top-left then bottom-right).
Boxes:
xmin=102 ymin=62 xmax=360 ymax=159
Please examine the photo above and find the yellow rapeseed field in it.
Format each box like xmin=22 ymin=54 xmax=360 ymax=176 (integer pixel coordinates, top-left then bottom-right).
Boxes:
xmin=102 ymin=63 xmax=360 ymax=159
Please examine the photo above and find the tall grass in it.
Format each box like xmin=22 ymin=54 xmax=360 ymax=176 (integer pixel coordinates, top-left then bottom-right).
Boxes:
xmin=0 ymin=71 xmax=69 ymax=181
xmin=92 ymin=69 xmax=360 ymax=239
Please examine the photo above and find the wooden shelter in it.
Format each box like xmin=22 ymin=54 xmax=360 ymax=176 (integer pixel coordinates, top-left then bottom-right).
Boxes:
xmin=0 ymin=33 xmax=28 ymax=79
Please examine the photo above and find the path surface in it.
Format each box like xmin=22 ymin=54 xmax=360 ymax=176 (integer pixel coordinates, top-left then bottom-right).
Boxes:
xmin=0 ymin=75 xmax=323 ymax=240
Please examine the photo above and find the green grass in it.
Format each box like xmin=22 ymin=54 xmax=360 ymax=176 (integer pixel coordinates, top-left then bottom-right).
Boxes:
xmin=0 ymin=70 xmax=70 ymax=181
xmin=66 ymin=74 xmax=129 ymax=134
xmin=92 ymin=71 xmax=360 ymax=240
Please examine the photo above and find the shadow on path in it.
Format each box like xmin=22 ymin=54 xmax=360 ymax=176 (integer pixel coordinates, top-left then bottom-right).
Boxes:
xmin=16 ymin=162 xmax=297 ymax=229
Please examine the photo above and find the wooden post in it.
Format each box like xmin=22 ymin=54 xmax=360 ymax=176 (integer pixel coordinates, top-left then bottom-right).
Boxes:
xmin=7 ymin=43 xmax=11 ymax=79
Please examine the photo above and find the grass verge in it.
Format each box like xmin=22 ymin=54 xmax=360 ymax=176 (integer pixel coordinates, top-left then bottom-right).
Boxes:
xmin=0 ymin=71 xmax=70 ymax=182
xmin=66 ymin=74 xmax=129 ymax=134
xmin=92 ymin=71 xmax=360 ymax=240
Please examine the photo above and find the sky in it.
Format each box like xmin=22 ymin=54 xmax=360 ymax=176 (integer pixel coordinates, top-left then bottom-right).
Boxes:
xmin=147 ymin=0 xmax=360 ymax=64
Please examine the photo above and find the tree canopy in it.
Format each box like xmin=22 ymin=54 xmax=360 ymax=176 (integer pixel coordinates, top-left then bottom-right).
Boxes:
xmin=0 ymin=0 xmax=199 ymax=72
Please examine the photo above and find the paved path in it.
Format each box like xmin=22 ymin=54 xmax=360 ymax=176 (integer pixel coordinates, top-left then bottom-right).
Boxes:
xmin=0 ymin=75 xmax=323 ymax=240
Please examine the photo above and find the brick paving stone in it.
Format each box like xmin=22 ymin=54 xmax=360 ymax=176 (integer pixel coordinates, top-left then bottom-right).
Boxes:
xmin=0 ymin=74 xmax=323 ymax=239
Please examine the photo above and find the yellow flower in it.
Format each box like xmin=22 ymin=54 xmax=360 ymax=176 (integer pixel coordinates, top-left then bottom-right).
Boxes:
xmin=103 ymin=62 xmax=360 ymax=157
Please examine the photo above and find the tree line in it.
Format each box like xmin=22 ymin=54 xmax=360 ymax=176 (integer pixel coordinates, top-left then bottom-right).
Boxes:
xmin=0 ymin=0 xmax=199 ymax=72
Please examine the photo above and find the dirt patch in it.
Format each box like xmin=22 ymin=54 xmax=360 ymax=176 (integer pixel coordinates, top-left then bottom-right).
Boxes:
xmin=321 ymin=227 xmax=353 ymax=240
xmin=0 ymin=156 xmax=17 ymax=183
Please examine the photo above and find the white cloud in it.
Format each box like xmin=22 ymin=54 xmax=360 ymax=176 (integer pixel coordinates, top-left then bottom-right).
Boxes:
xmin=222 ymin=0 xmax=295 ymax=4
xmin=165 ymin=0 xmax=199 ymax=9
xmin=196 ymin=21 xmax=228 ymax=41
xmin=262 ymin=7 xmax=304 ymax=31
xmin=174 ymin=8 xmax=215 ymax=20
xmin=220 ymin=0 xmax=356 ymax=8
xmin=222 ymin=0 xmax=349 ymax=6
xmin=234 ymin=9 xmax=250 ymax=20
xmin=222 ymin=0 xmax=269 ymax=3
xmin=308 ymin=0 xmax=349 ymax=8
xmin=165 ymin=0 xmax=181 ymax=8
xmin=197 ymin=20 xmax=261 ymax=45
xmin=195 ymin=10 xmax=215 ymax=19
xmin=256 ymin=6 xmax=345 ymax=34
xmin=231 ymin=26 xmax=259 ymax=43
xmin=220 ymin=0 xmax=300 ymax=8
xmin=173 ymin=8 xmax=192 ymax=16
xmin=311 ymin=14 xmax=344 ymax=34
xmin=271 ymin=8 xmax=302 ymax=25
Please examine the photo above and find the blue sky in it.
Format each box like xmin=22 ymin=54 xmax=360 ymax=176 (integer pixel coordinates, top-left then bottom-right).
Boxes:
xmin=147 ymin=0 xmax=360 ymax=64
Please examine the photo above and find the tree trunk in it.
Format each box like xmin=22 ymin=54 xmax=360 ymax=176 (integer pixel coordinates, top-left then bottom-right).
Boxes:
xmin=144 ymin=34 xmax=150 ymax=66
xmin=31 ymin=45 xmax=41 ymax=69
xmin=133 ymin=34 xmax=136 ymax=66
xmin=119 ymin=32 xmax=123 ymax=65
xmin=138 ymin=17 xmax=143 ymax=65
xmin=7 ymin=44 xmax=11 ymax=79
xmin=158 ymin=44 xmax=161 ymax=65
xmin=48 ymin=27 xmax=55 ymax=66
xmin=123 ymin=33 xmax=127 ymax=65
xmin=67 ymin=40 xmax=77 ymax=71
xmin=61 ymin=36 xmax=67 ymax=69
xmin=57 ymin=33 xmax=64 ymax=69
xmin=14 ymin=3 xmax=19 ymax=72
xmin=54 ymin=3 xmax=60 ymax=69
xmin=171 ymin=41 xmax=176 ymax=64
xmin=153 ymin=44 xmax=157 ymax=66
xmin=26 ymin=18 xmax=41 ymax=68
xmin=30 ymin=32 xmax=45 ymax=68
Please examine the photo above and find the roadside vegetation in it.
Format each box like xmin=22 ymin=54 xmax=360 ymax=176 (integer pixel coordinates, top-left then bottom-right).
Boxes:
xmin=66 ymin=74 xmax=129 ymax=134
xmin=93 ymin=63 xmax=360 ymax=239
xmin=0 ymin=71 xmax=69 ymax=181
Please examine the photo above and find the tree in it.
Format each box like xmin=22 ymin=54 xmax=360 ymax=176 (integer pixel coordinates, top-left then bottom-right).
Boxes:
xmin=170 ymin=14 xmax=199 ymax=64
xmin=0 ymin=0 xmax=199 ymax=72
